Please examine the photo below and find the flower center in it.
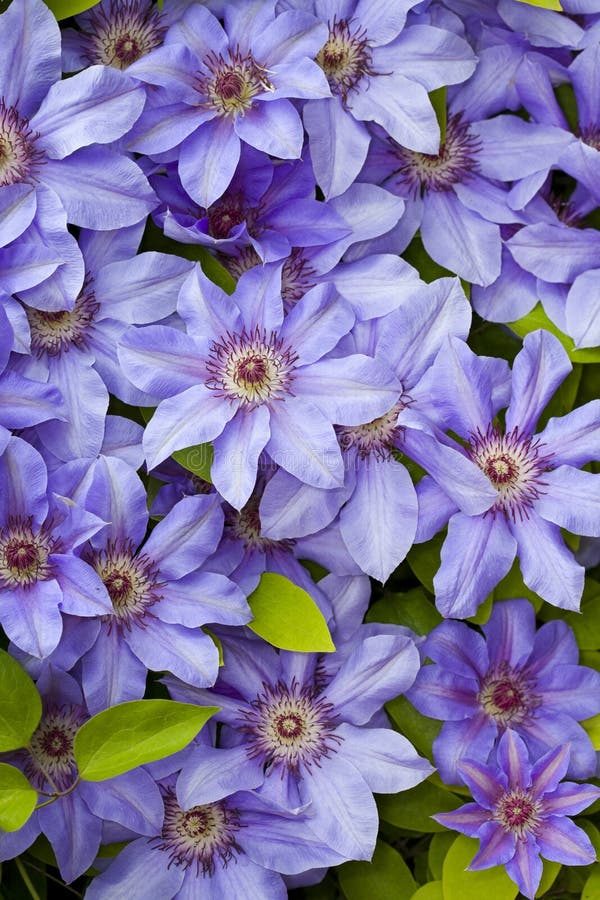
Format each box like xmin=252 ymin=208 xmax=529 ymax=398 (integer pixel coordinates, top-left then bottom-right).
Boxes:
xmin=87 ymin=539 xmax=162 ymax=630
xmin=227 ymin=496 xmax=295 ymax=554
xmin=477 ymin=662 xmax=540 ymax=727
xmin=81 ymin=0 xmax=166 ymax=69
xmin=468 ymin=425 xmax=552 ymax=521
xmin=336 ymin=400 xmax=406 ymax=460
xmin=0 ymin=99 xmax=44 ymax=186
xmin=238 ymin=677 xmax=342 ymax=775
xmin=153 ymin=789 xmax=242 ymax=876
xmin=26 ymin=704 xmax=87 ymax=792
xmin=281 ymin=250 xmax=317 ymax=313
xmin=207 ymin=192 xmax=250 ymax=239
xmin=219 ymin=246 xmax=262 ymax=281
xmin=494 ymin=789 xmax=541 ymax=838
xmin=198 ymin=49 xmax=273 ymax=118
xmin=580 ymin=124 xmax=600 ymax=152
xmin=25 ymin=277 xmax=99 ymax=357
xmin=316 ymin=17 xmax=374 ymax=101
xmin=0 ymin=517 xmax=57 ymax=588
xmin=387 ymin=114 xmax=480 ymax=196
xmin=206 ymin=326 xmax=298 ymax=408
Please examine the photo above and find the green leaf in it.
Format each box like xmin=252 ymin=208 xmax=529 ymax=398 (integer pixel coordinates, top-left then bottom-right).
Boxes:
xmin=140 ymin=219 xmax=236 ymax=294
xmin=515 ymin=0 xmax=562 ymax=8
xmin=410 ymin=884 xmax=444 ymax=900
xmin=0 ymin=650 xmax=42 ymax=752
xmin=385 ymin=695 xmax=441 ymax=761
xmin=582 ymin=868 xmax=600 ymax=900
xmin=429 ymin=87 xmax=447 ymax=143
xmin=247 ymin=572 xmax=335 ymax=652
xmin=535 ymin=860 xmax=561 ymax=898
xmin=74 ymin=699 xmax=218 ymax=781
xmin=508 ymin=305 xmax=600 ymax=364
xmin=406 ymin=532 xmax=445 ymax=593
xmin=403 ymin=235 xmax=455 ymax=284
xmin=0 ymin=764 xmax=37 ymax=832
xmin=428 ymin=832 xmax=456 ymax=881
xmin=44 ymin=0 xmax=100 ymax=19
xmin=442 ymin=835 xmax=518 ymax=900
xmin=538 ymin=577 xmax=600 ymax=650
xmin=366 ymin=588 xmax=442 ymax=635
xmin=337 ymin=841 xmax=418 ymax=900
xmin=492 ymin=560 xmax=543 ymax=610
xmin=378 ymin=780 xmax=463 ymax=833
xmin=582 ymin=713 xmax=600 ymax=749
xmin=172 ymin=443 xmax=214 ymax=483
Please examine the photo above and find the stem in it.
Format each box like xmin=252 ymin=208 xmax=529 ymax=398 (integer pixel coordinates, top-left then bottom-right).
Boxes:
xmin=14 ymin=857 xmax=42 ymax=900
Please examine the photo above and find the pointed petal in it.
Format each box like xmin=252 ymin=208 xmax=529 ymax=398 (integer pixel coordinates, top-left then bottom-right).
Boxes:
xmin=505 ymin=330 xmax=571 ymax=435
xmin=211 ymin=406 xmax=270 ymax=510
xmin=336 ymin=723 xmax=433 ymax=793
xmin=510 ymin=515 xmax=584 ymax=611
xmin=179 ymin=119 xmax=240 ymax=208
xmin=434 ymin=512 xmax=517 ymax=619
xmin=33 ymin=66 xmax=145 ymax=159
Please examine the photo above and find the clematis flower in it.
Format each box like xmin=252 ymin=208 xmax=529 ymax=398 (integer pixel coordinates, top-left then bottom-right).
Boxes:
xmin=0 ymin=436 xmax=112 ymax=659
xmin=416 ymin=329 xmax=600 ymax=617
xmin=0 ymin=0 xmax=156 ymax=255
xmin=0 ymin=667 xmax=164 ymax=884
xmin=296 ymin=0 xmax=477 ymax=198
xmin=433 ymin=730 xmax=600 ymax=900
xmin=166 ymin=621 xmax=432 ymax=861
xmin=119 ymin=263 xmax=401 ymax=509
xmin=69 ymin=455 xmax=251 ymax=712
xmin=408 ymin=598 xmax=600 ymax=783
xmin=11 ymin=223 xmax=192 ymax=462
xmin=125 ymin=1 xmax=330 ymax=205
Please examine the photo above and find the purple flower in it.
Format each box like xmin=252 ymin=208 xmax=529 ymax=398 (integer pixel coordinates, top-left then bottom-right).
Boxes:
xmin=260 ymin=277 xmax=497 ymax=582
xmin=298 ymin=0 xmax=477 ymax=197
xmin=11 ymin=223 xmax=192 ymax=461
xmin=166 ymin=619 xmax=432 ymax=861
xmin=408 ymin=598 xmax=600 ymax=783
xmin=119 ymin=264 xmax=401 ymax=509
xmin=0 ymin=0 xmax=156 ymax=253
xmin=68 ymin=455 xmax=250 ymax=711
xmin=0 ymin=437 xmax=112 ymax=658
xmin=126 ymin=2 xmax=330 ymax=205
xmin=433 ymin=730 xmax=599 ymax=900
xmin=416 ymin=329 xmax=600 ymax=616
xmin=358 ymin=103 xmax=574 ymax=285
xmin=0 ymin=667 xmax=164 ymax=884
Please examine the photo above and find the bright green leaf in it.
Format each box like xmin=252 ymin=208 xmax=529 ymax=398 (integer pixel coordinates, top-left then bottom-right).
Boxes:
xmin=515 ymin=0 xmax=562 ymax=8
xmin=386 ymin=695 xmax=441 ymax=762
xmin=442 ymin=835 xmax=518 ymax=900
xmin=428 ymin=832 xmax=456 ymax=881
xmin=582 ymin=868 xmax=600 ymax=900
xmin=582 ymin=713 xmax=600 ymax=749
xmin=411 ymin=883 xmax=444 ymax=900
xmin=378 ymin=780 xmax=463 ymax=833
xmin=247 ymin=572 xmax=335 ymax=652
xmin=172 ymin=443 xmax=214 ymax=483
xmin=44 ymin=0 xmax=100 ymax=19
xmin=74 ymin=699 xmax=218 ymax=781
xmin=0 ymin=764 xmax=37 ymax=832
xmin=338 ymin=841 xmax=418 ymax=900
xmin=535 ymin=860 xmax=561 ymax=897
xmin=508 ymin=305 xmax=600 ymax=364
xmin=0 ymin=650 xmax=42 ymax=752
